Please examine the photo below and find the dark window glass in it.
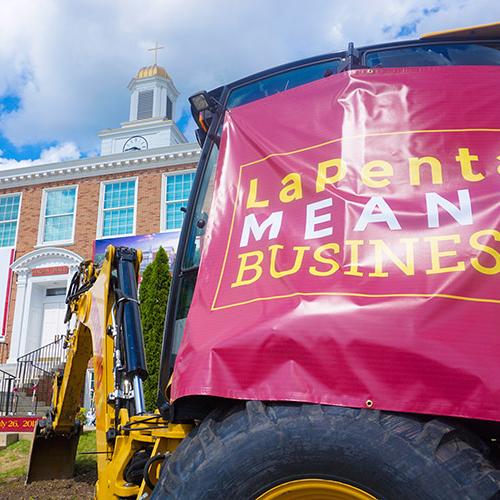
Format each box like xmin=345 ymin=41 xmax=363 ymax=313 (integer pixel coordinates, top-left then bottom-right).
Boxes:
xmin=46 ymin=288 xmax=67 ymax=297
xmin=169 ymin=271 xmax=196 ymax=367
xmin=182 ymin=143 xmax=219 ymax=270
xmin=365 ymin=43 xmax=500 ymax=68
xmin=227 ymin=59 xmax=341 ymax=109
xmin=168 ymin=142 xmax=220 ymax=370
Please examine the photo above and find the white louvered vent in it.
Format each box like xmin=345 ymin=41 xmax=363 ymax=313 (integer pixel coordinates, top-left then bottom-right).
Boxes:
xmin=137 ymin=90 xmax=154 ymax=120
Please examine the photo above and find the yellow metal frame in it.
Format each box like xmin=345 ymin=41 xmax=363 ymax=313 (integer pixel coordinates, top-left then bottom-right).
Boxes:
xmin=95 ymin=416 xmax=191 ymax=499
xmin=422 ymin=22 xmax=500 ymax=40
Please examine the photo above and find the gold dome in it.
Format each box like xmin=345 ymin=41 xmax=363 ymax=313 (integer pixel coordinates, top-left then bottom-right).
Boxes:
xmin=136 ymin=64 xmax=169 ymax=80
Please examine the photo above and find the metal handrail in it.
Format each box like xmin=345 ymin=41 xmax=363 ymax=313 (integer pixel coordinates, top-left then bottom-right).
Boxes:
xmin=0 ymin=367 xmax=15 ymax=415
xmin=14 ymin=335 xmax=67 ymax=412
xmin=16 ymin=335 xmax=64 ymax=365
xmin=26 ymin=361 xmax=53 ymax=376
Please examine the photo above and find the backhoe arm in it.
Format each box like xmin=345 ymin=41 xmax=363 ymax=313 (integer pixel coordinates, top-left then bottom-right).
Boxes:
xmin=26 ymin=246 xmax=151 ymax=486
xmin=26 ymin=264 xmax=96 ymax=482
xmin=26 ymin=246 xmax=190 ymax=497
xmin=26 ymin=323 xmax=94 ymax=481
xmin=49 ymin=323 xmax=93 ymax=433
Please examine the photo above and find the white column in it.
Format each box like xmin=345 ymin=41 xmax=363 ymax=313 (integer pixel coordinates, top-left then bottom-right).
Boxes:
xmin=7 ymin=270 xmax=28 ymax=363
xmin=18 ymin=278 xmax=34 ymax=357
xmin=160 ymin=86 xmax=167 ymax=119
xmin=130 ymin=90 xmax=139 ymax=121
xmin=167 ymin=81 xmax=177 ymax=120
xmin=152 ymin=82 xmax=161 ymax=118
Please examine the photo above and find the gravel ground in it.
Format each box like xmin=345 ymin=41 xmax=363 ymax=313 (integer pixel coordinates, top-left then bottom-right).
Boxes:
xmin=0 ymin=468 xmax=96 ymax=500
xmin=0 ymin=432 xmax=97 ymax=499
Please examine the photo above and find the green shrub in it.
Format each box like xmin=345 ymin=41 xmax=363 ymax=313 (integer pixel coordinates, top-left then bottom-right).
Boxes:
xmin=139 ymin=246 xmax=171 ymax=411
xmin=76 ymin=407 xmax=87 ymax=424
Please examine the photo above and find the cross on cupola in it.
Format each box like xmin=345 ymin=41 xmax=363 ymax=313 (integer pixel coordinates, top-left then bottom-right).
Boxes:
xmin=126 ymin=42 xmax=180 ymax=124
xmin=148 ymin=42 xmax=164 ymax=66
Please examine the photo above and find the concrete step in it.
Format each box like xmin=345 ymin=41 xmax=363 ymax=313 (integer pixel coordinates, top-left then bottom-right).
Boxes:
xmin=10 ymin=409 xmax=49 ymax=416
xmin=13 ymin=408 xmax=49 ymax=413
xmin=11 ymin=394 xmax=50 ymax=415
xmin=15 ymin=397 xmax=48 ymax=404
xmin=14 ymin=404 xmax=50 ymax=411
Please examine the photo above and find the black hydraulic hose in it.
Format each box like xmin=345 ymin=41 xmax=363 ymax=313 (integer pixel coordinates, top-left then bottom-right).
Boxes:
xmin=143 ymin=453 xmax=167 ymax=490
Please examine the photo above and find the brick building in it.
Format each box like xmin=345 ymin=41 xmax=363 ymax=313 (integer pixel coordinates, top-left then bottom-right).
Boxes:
xmin=0 ymin=62 xmax=200 ymax=390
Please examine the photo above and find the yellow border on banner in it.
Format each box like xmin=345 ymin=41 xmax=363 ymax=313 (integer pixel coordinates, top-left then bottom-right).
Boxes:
xmin=212 ymin=292 xmax=500 ymax=311
xmin=211 ymin=128 xmax=500 ymax=311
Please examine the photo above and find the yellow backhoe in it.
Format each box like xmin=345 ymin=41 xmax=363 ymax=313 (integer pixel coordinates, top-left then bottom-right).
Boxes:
xmin=26 ymin=23 xmax=500 ymax=499
xmin=27 ymin=247 xmax=191 ymax=498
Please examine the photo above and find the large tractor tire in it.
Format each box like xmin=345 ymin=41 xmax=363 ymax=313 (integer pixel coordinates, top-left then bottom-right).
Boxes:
xmin=153 ymin=401 xmax=500 ymax=499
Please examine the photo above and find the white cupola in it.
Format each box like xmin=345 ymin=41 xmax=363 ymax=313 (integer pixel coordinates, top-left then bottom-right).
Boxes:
xmin=128 ymin=64 xmax=180 ymax=122
xmin=98 ymin=49 xmax=187 ymax=155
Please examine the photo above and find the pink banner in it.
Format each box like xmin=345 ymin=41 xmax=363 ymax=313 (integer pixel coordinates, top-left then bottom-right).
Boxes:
xmin=173 ymin=66 xmax=500 ymax=421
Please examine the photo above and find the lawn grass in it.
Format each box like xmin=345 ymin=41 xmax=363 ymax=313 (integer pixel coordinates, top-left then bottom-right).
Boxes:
xmin=75 ymin=430 xmax=97 ymax=475
xmin=0 ymin=439 xmax=32 ymax=482
xmin=0 ymin=431 xmax=96 ymax=483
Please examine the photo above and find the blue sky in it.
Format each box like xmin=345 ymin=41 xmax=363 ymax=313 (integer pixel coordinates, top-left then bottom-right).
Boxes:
xmin=0 ymin=0 xmax=498 ymax=168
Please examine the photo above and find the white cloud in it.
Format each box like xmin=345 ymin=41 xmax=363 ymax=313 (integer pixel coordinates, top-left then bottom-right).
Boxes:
xmin=0 ymin=0 xmax=498 ymax=155
xmin=38 ymin=142 xmax=81 ymax=163
xmin=0 ymin=142 xmax=80 ymax=170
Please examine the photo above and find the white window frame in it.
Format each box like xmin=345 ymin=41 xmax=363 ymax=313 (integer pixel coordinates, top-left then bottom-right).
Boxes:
xmin=37 ymin=185 xmax=78 ymax=246
xmin=160 ymin=169 xmax=195 ymax=233
xmin=0 ymin=192 xmax=22 ymax=248
xmin=97 ymin=177 xmax=138 ymax=239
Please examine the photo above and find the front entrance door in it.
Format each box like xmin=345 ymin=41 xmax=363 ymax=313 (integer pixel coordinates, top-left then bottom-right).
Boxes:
xmin=40 ymin=289 xmax=67 ymax=346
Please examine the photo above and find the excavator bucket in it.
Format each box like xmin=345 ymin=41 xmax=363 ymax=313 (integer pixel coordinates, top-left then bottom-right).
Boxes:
xmin=26 ymin=420 xmax=81 ymax=483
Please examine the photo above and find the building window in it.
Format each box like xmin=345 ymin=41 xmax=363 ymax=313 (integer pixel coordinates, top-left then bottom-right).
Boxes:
xmin=164 ymin=172 xmax=195 ymax=230
xmin=0 ymin=194 xmax=21 ymax=247
xmin=46 ymin=287 xmax=67 ymax=297
xmin=137 ymin=90 xmax=154 ymax=120
xmin=41 ymin=187 xmax=77 ymax=244
xmin=100 ymin=179 xmax=137 ymax=237
xmin=166 ymin=96 xmax=173 ymax=120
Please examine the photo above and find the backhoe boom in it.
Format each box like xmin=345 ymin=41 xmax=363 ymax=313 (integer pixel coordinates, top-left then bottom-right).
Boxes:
xmin=26 ymin=246 xmax=191 ymax=498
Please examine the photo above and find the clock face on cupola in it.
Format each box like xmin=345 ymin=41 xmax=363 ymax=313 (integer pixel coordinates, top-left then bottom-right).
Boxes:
xmin=123 ymin=136 xmax=148 ymax=152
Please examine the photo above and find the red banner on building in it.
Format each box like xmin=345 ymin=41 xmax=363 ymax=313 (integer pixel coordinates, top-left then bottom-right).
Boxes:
xmin=173 ymin=66 xmax=500 ymax=422
xmin=0 ymin=248 xmax=15 ymax=339
xmin=31 ymin=266 xmax=69 ymax=277
xmin=0 ymin=416 xmax=40 ymax=432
